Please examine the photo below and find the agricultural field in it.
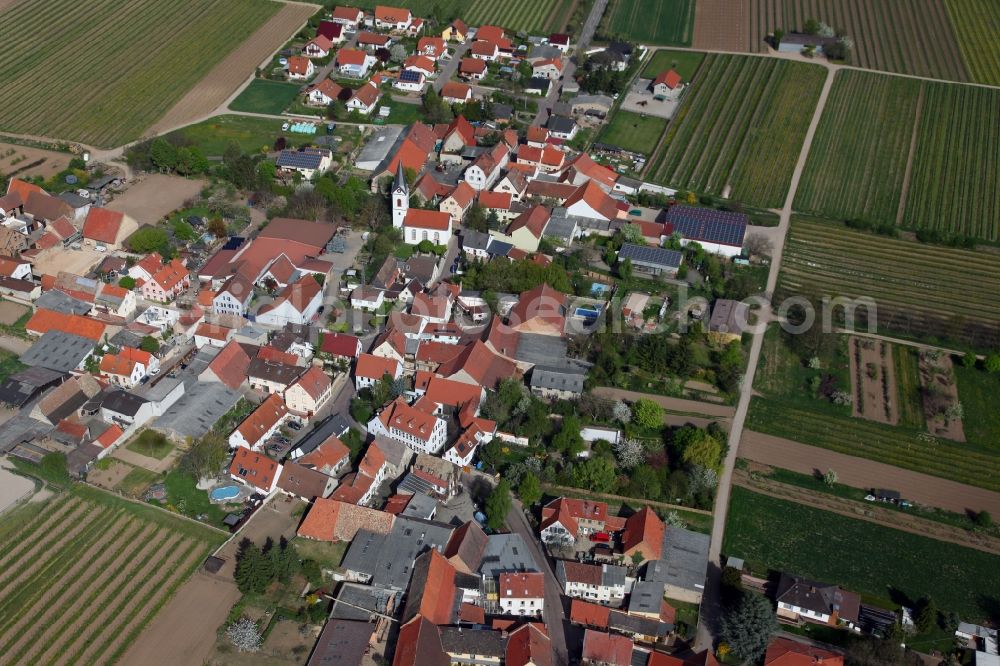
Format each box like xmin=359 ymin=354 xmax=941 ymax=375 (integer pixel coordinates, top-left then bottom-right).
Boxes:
xmin=596 ymin=111 xmax=667 ymax=155
xmin=745 ymin=0 xmax=968 ymax=81
xmin=903 ymin=83 xmax=1000 ymax=241
xmin=745 ymin=397 xmax=1000 ymax=492
xmin=794 ymin=71 xmax=921 ymax=223
xmin=642 ymin=50 xmax=705 ymax=81
xmin=229 ymin=79 xmax=303 ymax=115
xmin=349 ymin=0 xmax=574 ymax=34
xmin=165 ymin=115 xmax=302 ymax=156
xmin=892 ymin=345 xmax=924 ymax=429
xmin=945 ymin=0 xmax=1000 ymax=85
xmin=0 ymin=0 xmax=280 ymax=148
xmin=601 ymin=0 xmax=695 ymax=46
xmin=724 ymin=486 xmax=1000 ymax=620
xmin=647 ymin=54 xmax=825 ymax=208
xmin=776 ymin=218 xmax=1000 ymax=349
xmin=955 ymin=364 xmax=1000 ymax=449
xmin=0 ymin=486 xmax=224 ymax=665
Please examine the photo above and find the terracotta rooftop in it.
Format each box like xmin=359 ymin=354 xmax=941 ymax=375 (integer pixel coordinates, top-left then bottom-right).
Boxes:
xmin=298 ymin=498 xmax=395 ymax=542
xmin=229 ymin=448 xmax=280 ymax=490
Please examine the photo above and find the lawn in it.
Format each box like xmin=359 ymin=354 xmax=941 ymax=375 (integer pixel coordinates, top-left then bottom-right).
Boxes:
xmin=642 ymin=49 xmax=705 ymax=80
xmin=230 ymin=79 xmax=303 ymax=115
xmin=166 ymin=115 xmax=303 ymax=156
xmin=596 ymin=111 xmax=667 ymax=155
xmin=118 ymin=467 xmax=162 ymax=498
xmin=0 ymin=0 xmax=279 ymax=147
xmin=724 ymin=486 xmax=1000 ymax=620
xmin=155 ymin=470 xmax=230 ymax=525
xmin=0 ymin=485 xmax=223 ymax=664
xmin=602 ymin=0 xmax=695 ymax=45
xmin=292 ymin=538 xmax=349 ymax=571
xmin=955 ymin=364 xmax=1000 ymax=447
xmin=126 ymin=430 xmax=175 ymax=460
xmin=0 ymin=349 xmax=26 ymax=383
xmin=754 ymin=324 xmax=851 ymax=415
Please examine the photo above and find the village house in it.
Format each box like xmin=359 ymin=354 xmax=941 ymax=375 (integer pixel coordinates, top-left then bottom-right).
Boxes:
xmin=139 ymin=258 xmax=190 ymax=303
xmin=337 ymin=48 xmax=377 ymax=78
xmin=357 ymin=30 xmax=392 ymax=50
xmin=558 ymin=561 xmax=628 ymax=606
xmin=99 ymin=347 xmax=158 ymax=388
xmin=540 ymin=497 xmax=611 ymax=545
xmin=305 ymin=79 xmax=344 ymax=106
xmin=651 ymin=69 xmax=683 ymax=100
xmin=532 ymin=57 xmax=564 ymax=80
xmin=373 ymin=5 xmax=412 ymax=31
xmin=330 ymin=6 xmax=364 ymax=29
xmin=441 ymin=18 xmax=468 ymax=43
xmin=346 ymin=81 xmax=382 ymax=115
xmin=459 ymin=57 xmax=488 ymax=80
xmin=304 ymin=34 xmax=334 ymax=57
xmin=286 ymin=56 xmax=315 ymax=80
xmin=229 ymin=447 xmax=283 ymax=495
xmin=439 ymin=182 xmax=475 ymax=223
xmin=214 ymin=274 xmax=254 ymax=317
xmin=228 ymin=393 xmax=290 ymax=450
xmin=775 ymin=573 xmax=861 ymax=630
xmin=283 ymin=366 xmax=332 ymax=418
xmin=248 ymin=357 xmax=304 ymax=395
xmin=255 ymin=278 xmax=324 ymax=327
xmin=441 ymin=81 xmax=473 ymax=105
xmin=276 ymin=147 xmax=334 ymax=178
xmin=395 ymin=69 xmax=426 ymax=93
xmin=367 ymin=396 xmax=448 ymax=454
xmin=354 ymin=353 xmax=402 ymax=390
xmin=499 ymin=572 xmax=546 ymax=616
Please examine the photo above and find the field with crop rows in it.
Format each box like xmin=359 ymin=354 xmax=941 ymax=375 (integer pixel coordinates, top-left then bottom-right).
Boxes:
xmin=746 ymin=398 xmax=1000 ymax=492
xmin=794 ymin=71 xmax=922 ymax=222
xmin=648 ymin=54 xmax=824 ymax=208
xmin=945 ymin=0 xmax=1000 ymax=85
xmin=725 ymin=486 xmax=1000 ymax=619
xmin=903 ymin=83 xmax=1000 ymax=241
xmin=0 ymin=486 xmax=223 ymax=666
xmin=350 ymin=0 xmax=572 ymax=33
xmin=0 ymin=0 xmax=279 ymax=148
xmin=776 ymin=218 xmax=1000 ymax=348
xmin=746 ymin=0 xmax=968 ymax=81
xmin=601 ymin=0 xmax=695 ymax=45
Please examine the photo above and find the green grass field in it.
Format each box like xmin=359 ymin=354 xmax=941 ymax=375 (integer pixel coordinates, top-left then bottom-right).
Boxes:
xmin=642 ymin=50 xmax=705 ymax=81
xmin=601 ymin=0 xmax=695 ymax=45
xmin=648 ymin=54 xmax=825 ymax=208
xmin=777 ymin=218 xmax=1000 ymax=349
xmin=166 ymin=114 xmax=300 ymax=156
xmin=0 ymin=485 xmax=224 ymax=664
xmin=946 ymin=0 xmax=1000 ymax=85
xmin=349 ymin=0 xmax=572 ymax=33
xmin=724 ymin=486 xmax=1000 ymax=620
xmin=125 ymin=430 xmax=175 ymax=460
xmin=597 ymin=111 xmax=667 ymax=155
xmin=955 ymin=364 xmax=1000 ymax=447
xmin=794 ymin=70 xmax=921 ymax=224
xmin=230 ymin=79 xmax=303 ymax=115
xmin=893 ymin=345 xmax=925 ymax=429
xmin=0 ymin=0 xmax=279 ymax=147
xmin=903 ymin=83 xmax=1000 ymax=241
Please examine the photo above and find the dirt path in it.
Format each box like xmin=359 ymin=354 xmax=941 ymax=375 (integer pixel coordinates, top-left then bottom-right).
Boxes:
xmin=733 ymin=469 xmax=1000 ymax=556
xmin=55 ymin=533 xmax=188 ymax=665
xmin=896 ymin=81 xmax=926 ymax=226
xmin=592 ymin=387 xmax=735 ymax=418
xmin=35 ymin=527 xmax=171 ymax=665
xmin=0 ymin=499 xmax=85 ymax=575
xmin=147 ymin=2 xmax=317 ymax=137
xmin=90 ymin=542 xmax=205 ymax=666
xmin=740 ymin=430 xmax=1000 ymax=516
xmin=0 ymin=519 xmax=148 ymax=661
xmin=0 ymin=334 xmax=31 ymax=355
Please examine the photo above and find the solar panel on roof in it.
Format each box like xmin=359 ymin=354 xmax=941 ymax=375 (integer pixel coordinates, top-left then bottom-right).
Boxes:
xmin=276 ymin=151 xmax=324 ymax=169
xmin=666 ymin=205 xmax=747 ymax=247
xmin=399 ymin=70 xmax=423 ymax=82
xmin=617 ymin=243 xmax=682 ymax=268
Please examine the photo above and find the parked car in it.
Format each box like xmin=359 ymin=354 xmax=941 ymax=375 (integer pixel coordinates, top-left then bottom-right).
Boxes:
xmin=287 ymin=421 xmax=303 ymax=431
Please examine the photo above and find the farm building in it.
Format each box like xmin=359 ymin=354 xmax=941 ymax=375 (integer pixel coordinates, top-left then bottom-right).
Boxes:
xmin=707 ymin=299 xmax=750 ymax=343
xmin=617 ymin=243 xmax=683 ymax=277
xmin=779 ymin=33 xmax=839 ymax=55
xmin=664 ymin=205 xmax=747 ymax=258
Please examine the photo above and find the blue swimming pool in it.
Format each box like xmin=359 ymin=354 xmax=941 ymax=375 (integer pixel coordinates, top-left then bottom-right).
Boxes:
xmin=574 ymin=305 xmax=601 ymax=318
xmin=210 ymin=485 xmax=240 ymax=501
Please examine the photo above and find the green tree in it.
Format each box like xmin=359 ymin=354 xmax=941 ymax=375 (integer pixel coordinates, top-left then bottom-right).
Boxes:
xmin=181 ymin=431 xmax=230 ymax=480
xmin=974 ymin=510 xmax=993 ymax=528
xmin=571 ymin=456 xmax=618 ymax=493
xmin=618 ymin=257 xmax=633 ymax=282
xmin=677 ymin=428 xmax=724 ymax=470
xmin=627 ymin=466 xmax=661 ymax=500
xmin=517 ymin=473 xmax=542 ymax=506
xmin=632 ymin=398 xmax=663 ymax=429
xmin=552 ymin=414 xmax=584 ymax=457
xmin=208 ymin=216 xmax=227 ymax=238
xmin=118 ymin=276 xmax=136 ymax=289
xmin=39 ymin=452 xmax=71 ymax=485
xmin=140 ymin=335 xmax=160 ymax=354
xmin=485 ymin=480 xmax=512 ymax=530
xmin=150 ymin=138 xmax=178 ymax=171
xmin=234 ymin=540 xmax=268 ymax=595
xmin=985 ymin=354 xmax=1000 ymax=373
xmin=915 ymin=596 xmax=937 ymax=633
xmin=465 ymin=204 xmax=488 ymax=232
xmin=127 ymin=226 xmax=170 ymax=254
xmin=719 ymin=591 xmax=779 ymax=662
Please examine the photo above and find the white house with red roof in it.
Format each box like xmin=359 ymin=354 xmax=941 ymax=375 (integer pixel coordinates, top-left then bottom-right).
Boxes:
xmin=255 ymin=277 xmax=324 ymax=327
xmin=99 ymin=347 xmax=158 ymax=388
xmin=651 ymin=69 xmax=683 ymax=100
xmin=127 ymin=252 xmax=163 ymax=283
xmin=346 ymin=81 xmax=382 ymax=114
xmin=337 ymin=48 xmax=376 ymax=78
xmin=500 ymin=572 xmax=545 ymax=616
xmin=319 ymin=332 xmax=361 ymax=362
xmin=403 ymin=54 xmax=435 ymax=78
xmin=459 ymin=57 xmax=487 ymax=80
xmin=293 ymin=434 xmax=351 ymax=477
xmin=373 ymin=5 xmax=411 ymax=30
xmin=355 ymin=353 xmax=402 ymax=390
xmin=229 ymin=447 xmax=283 ymax=495
xmin=286 ymin=56 xmax=315 ymax=80
xmin=306 ymin=79 xmax=344 ymax=106
xmin=417 ymin=36 xmax=446 ymax=59
xmin=540 ymin=497 xmax=612 ymax=545
xmin=464 ymin=143 xmax=509 ymax=191
xmin=304 ymin=34 xmax=334 ymax=57
xmin=565 ymin=180 xmax=622 ymax=222
xmin=228 ymin=393 xmax=290 ymax=450
xmin=367 ymin=396 xmax=447 ymax=454
xmin=82 ymin=207 xmax=135 ymax=249
xmin=441 ymin=81 xmax=472 ymax=105
xmin=140 ymin=258 xmax=190 ymax=303
xmin=330 ymin=5 xmax=363 ymax=28
xmin=284 ymin=366 xmax=333 ymax=417
xmin=532 ymin=58 xmax=564 ymax=80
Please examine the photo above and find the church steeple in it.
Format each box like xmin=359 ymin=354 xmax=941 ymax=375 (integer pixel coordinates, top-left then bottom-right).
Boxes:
xmin=391 ymin=161 xmax=409 ymax=228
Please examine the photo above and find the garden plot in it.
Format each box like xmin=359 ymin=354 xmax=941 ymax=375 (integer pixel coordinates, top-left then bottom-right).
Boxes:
xmin=918 ymin=351 xmax=965 ymax=443
xmin=849 ymin=337 xmax=897 ymax=425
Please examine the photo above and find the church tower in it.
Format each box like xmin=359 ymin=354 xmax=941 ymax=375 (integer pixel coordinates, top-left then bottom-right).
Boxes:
xmin=391 ymin=162 xmax=408 ymax=228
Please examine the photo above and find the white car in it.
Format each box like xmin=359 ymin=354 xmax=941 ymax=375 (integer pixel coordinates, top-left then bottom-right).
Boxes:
xmin=281 ymin=122 xmax=290 ymax=131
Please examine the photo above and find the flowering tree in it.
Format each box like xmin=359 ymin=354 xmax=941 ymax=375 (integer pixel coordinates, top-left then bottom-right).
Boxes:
xmin=613 ymin=438 xmax=645 ymax=469
xmin=227 ymin=617 xmax=262 ymax=653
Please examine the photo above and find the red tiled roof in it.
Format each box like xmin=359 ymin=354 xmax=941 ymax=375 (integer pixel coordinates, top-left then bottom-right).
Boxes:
xmin=582 ymin=629 xmax=633 ymax=666
xmin=357 ymin=30 xmax=391 ymax=46
xmin=406 ymin=549 xmax=457 ymax=625
xmin=229 ymin=447 xmax=280 ymax=490
xmin=540 ymin=496 xmax=608 ymax=534
xmin=56 ymin=419 xmax=88 ymax=440
xmin=570 ymin=599 xmax=611 ymax=628
xmin=383 ymin=493 xmax=412 ymax=514
xmin=331 ymin=6 xmax=362 ymax=21
xmin=500 ymin=572 xmax=544 ymax=599
xmin=507 ymin=205 xmax=550 ymax=238
xmin=471 ymin=41 xmax=498 ymax=57
xmin=82 ymin=208 xmax=124 ymax=245
xmin=445 ymin=181 xmax=475 ymax=209
xmin=423 ymin=374 xmax=481 ymax=410
xmin=375 ymin=5 xmax=410 ymax=22
xmin=26 ymin=309 xmax=105 ymax=341
xmin=149 ymin=258 xmax=188 ymax=291
xmin=49 ymin=215 xmax=77 ymax=240
xmin=235 ymin=394 xmax=288 ymax=445
xmin=378 ymin=397 xmax=439 ymax=442
xmin=445 ymin=115 xmax=476 ymax=147
xmin=509 ymin=283 xmax=567 ymax=333
xmin=320 ymin=332 xmax=360 ymax=358
xmin=436 ymin=340 xmax=518 ymax=389
xmin=350 ymin=82 xmax=381 ymax=108
xmin=404 ymin=209 xmax=451 ymax=231
xmin=393 ymin=616 xmax=448 ymax=666
xmin=404 ymin=54 xmax=436 ymax=73
xmin=653 ymin=69 xmax=682 ymax=89
xmin=309 ymin=79 xmax=344 ymax=101
xmin=621 ymin=507 xmax=665 ymax=561
xmin=441 ymin=82 xmax=471 ymax=101
xmin=565 ymin=152 xmax=618 ymax=189
xmin=100 ymin=346 xmax=152 ymax=377
xmin=195 ymin=322 xmax=233 ymax=342
xmin=478 ymin=190 xmax=512 ymax=210
xmin=299 ymin=435 xmax=350 ymax=472
xmin=308 ymin=34 xmax=334 ymax=51
xmin=205 ymin=340 xmax=253 ymax=389
xmin=418 ymin=36 xmax=446 ymax=55
xmin=298 ymin=498 xmax=394 ymax=541
xmin=290 ymin=366 xmax=331 ymax=400
xmin=358 ymin=440 xmax=387 ymax=478
xmin=258 ymin=217 xmax=335 ymax=250
xmin=338 ymin=47 xmax=367 ymax=66
xmin=415 ymin=341 xmax=465 ymax=367
xmin=6 ymin=178 xmax=43 ymax=201
xmin=287 ymin=56 xmax=312 ymax=75
xmin=534 ymin=57 xmax=563 ymax=72
xmin=540 ymin=145 xmax=564 ymax=167
xmin=565 ymin=180 xmax=618 ymax=220
xmin=458 ymin=602 xmax=485 ymax=624
xmin=506 ymin=623 xmax=552 ymax=666
xmin=355 ymin=353 xmax=399 ymax=380
xmin=765 ymin=638 xmax=844 ymax=666
xmin=95 ymin=424 xmax=124 ymax=449
xmin=475 ymin=25 xmax=504 ymax=43
xmin=460 ymin=57 xmax=487 ymax=75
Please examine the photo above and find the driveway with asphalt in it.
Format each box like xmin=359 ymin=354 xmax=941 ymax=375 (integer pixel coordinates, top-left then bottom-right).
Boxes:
xmin=433 ymin=41 xmax=472 ymax=92
xmin=505 ymin=499 xmax=569 ymax=666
